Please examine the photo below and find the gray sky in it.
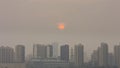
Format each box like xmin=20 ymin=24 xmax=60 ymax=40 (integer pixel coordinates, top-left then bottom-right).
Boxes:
xmin=0 ymin=0 xmax=120 ymax=56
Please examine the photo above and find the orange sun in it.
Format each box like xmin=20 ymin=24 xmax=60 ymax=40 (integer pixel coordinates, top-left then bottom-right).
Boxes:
xmin=58 ymin=23 xmax=65 ymax=30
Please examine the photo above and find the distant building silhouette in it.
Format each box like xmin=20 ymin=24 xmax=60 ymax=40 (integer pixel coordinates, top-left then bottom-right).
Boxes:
xmin=0 ymin=46 xmax=14 ymax=63
xmin=98 ymin=42 xmax=108 ymax=67
xmin=114 ymin=45 xmax=120 ymax=68
xmin=91 ymin=50 xmax=99 ymax=66
xmin=47 ymin=45 xmax=53 ymax=58
xmin=52 ymin=43 xmax=59 ymax=58
xmin=108 ymin=53 xmax=115 ymax=66
xmin=60 ymin=44 xmax=69 ymax=61
xmin=33 ymin=44 xmax=47 ymax=58
xmin=15 ymin=45 xmax=25 ymax=63
xmin=74 ymin=44 xmax=84 ymax=66
xmin=70 ymin=47 xmax=74 ymax=62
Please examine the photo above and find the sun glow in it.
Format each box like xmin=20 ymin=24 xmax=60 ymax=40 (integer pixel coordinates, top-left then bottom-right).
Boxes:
xmin=58 ymin=23 xmax=65 ymax=30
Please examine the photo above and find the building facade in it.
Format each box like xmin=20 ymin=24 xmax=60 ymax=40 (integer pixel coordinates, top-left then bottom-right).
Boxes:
xmin=33 ymin=44 xmax=47 ymax=58
xmin=60 ymin=44 xmax=69 ymax=61
xmin=26 ymin=58 xmax=71 ymax=68
xmin=114 ymin=45 xmax=120 ymax=68
xmin=108 ymin=53 xmax=115 ymax=66
xmin=74 ymin=44 xmax=84 ymax=66
xmin=47 ymin=45 xmax=53 ymax=58
xmin=52 ymin=43 xmax=59 ymax=58
xmin=98 ymin=43 xmax=108 ymax=67
xmin=15 ymin=45 xmax=25 ymax=63
xmin=0 ymin=46 xmax=14 ymax=63
xmin=91 ymin=50 xmax=99 ymax=66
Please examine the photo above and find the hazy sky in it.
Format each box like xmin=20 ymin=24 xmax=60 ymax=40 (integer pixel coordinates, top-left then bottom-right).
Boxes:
xmin=0 ymin=0 xmax=120 ymax=55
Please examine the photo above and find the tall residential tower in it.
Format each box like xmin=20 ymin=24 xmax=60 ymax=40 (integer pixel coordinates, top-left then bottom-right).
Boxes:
xmin=74 ymin=44 xmax=84 ymax=66
xmin=60 ymin=44 xmax=69 ymax=61
xmin=33 ymin=44 xmax=47 ymax=58
xmin=0 ymin=46 xmax=14 ymax=63
xmin=98 ymin=43 xmax=108 ymax=66
xmin=15 ymin=45 xmax=25 ymax=63
xmin=114 ymin=45 xmax=120 ymax=68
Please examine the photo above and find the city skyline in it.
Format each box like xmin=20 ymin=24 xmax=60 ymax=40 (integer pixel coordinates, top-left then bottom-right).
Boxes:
xmin=0 ymin=0 xmax=120 ymax=68
xmin=0 ymin=42 xmax=120 ymax=59
xmin=0 ymin=0 xmax=120 ymax=55
xmin=0 ymin=42 xmax=120 ymax=68
xmin=0 ymin=42 xmax=119 ymax=60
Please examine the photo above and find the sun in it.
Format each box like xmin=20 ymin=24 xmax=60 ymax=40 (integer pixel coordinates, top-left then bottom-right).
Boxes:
xmin=58 ymin=23 xmax=65 ymax=30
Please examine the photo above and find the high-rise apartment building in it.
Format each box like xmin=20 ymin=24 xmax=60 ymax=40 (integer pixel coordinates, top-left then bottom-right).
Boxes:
xmin=60 ymin=44 xmax=69 ymax=61
xmin=74 ymin=44 xmax=84 ymax=66
xmin=114 ymin=45 xmax=120 ymax=68
xmin=70 ymin=47 xmax=74 ymax=62
xmin=52 ymin=43 xmax=59 ymax=58
xmin=108 ymin=53 xmax=115 ymax=66
xmin=33 ymin=44 xmax=47 ymax=58
xmin=47 ymin=45 xmax=53 ymax=58
xmin=91 ymin=50 xmax=99 ymax=66
xmin=0 ymin=46 xmax=14 ymax=63
xmin=98 ymin=42 xmax=108 ymax=66
xmin=15 ymin=45 xmax=25 ymax=63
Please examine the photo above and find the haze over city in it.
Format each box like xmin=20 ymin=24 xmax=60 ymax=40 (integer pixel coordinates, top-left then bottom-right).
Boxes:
xmin=0 ymin=0 xmax=120 ymax=56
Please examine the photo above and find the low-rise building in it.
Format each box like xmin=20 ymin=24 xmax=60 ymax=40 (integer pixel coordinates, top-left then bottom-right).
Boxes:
xmin=26 ymin=58 xmax=71 ymax=68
